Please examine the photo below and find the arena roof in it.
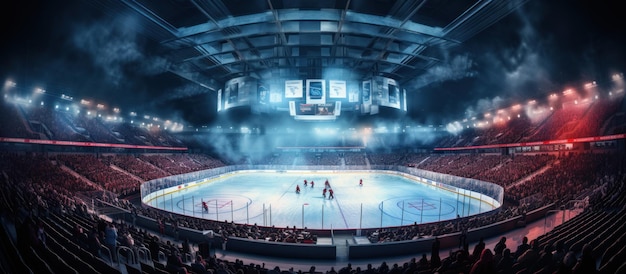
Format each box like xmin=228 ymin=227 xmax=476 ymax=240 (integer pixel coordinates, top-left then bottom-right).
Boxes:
xmin=1 ymin=0 xmax=625 ymax=127
xmin=111 ymin=0 xmax=528 ymax=90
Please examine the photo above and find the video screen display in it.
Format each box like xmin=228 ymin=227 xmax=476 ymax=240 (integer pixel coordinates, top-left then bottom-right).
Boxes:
xmin=309 ymin=81 xmax=323 ymax=99
xmin=388 ymin=84 xmax=398 ymax=104
xmin=227 ymin=82 xmax=239 ymax=104
xmin=295 ymin=103 xmax=335 ymax=115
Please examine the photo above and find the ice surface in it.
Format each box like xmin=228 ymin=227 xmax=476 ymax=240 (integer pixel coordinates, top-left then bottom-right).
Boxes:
xmin=148 ymin=170 xmax=495 ymax=229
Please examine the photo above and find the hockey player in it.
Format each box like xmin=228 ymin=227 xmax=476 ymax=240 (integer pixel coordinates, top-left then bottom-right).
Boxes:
xmin=202 ymin=201 xmax=208 ymax=212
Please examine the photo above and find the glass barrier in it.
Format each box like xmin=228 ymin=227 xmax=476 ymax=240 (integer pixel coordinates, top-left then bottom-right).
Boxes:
xmin=140 ymin=165 xmax=504 ymax=228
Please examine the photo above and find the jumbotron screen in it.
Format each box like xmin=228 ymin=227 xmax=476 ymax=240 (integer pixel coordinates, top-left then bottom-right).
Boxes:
xmin=217 ymin=76 xmax=406 ymax=121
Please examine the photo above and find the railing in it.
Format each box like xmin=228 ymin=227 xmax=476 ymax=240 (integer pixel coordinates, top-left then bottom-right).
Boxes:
xmin=117 ymin=246 xmax=136 ymax=265
xmin=100 ymin=244 xmax=114 ymax=266
xmin=137 ymin=247 xmax=151 ymax=263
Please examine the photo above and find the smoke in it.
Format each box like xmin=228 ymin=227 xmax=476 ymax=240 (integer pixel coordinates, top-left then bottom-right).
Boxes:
xmin=455 ymin=3 xmax=556 ymax=124
xmin=464 ymin=96 xmax=506 ymax=120
xmin=524 ymin=103 xmax=551 ymax=124
xmin=411 ymin=54 xmax=477 ymax=90
xmin=152 ymin=83 xmax=212 ymax=105
xmin=71 ymin=14 xmax=169 ymax=86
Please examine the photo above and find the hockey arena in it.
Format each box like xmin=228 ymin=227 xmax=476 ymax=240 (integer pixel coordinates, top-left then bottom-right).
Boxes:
xmin=2 ymin=0 xmax=626 ymax=273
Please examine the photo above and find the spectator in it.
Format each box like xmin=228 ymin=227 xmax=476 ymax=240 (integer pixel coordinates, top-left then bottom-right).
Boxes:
xmin=104 ymin=223 xmax=118 ymax=262
xmin=191 ymin=255 xmax=208 ymax=274
xmin=472 ymin=237 xmax=486 ymax=261
xmin=166 ymin=248 xmax=189 ymax=274
xmin=495 ymin=248 xmax=514 ymax=273
xmin=572 ymin=244 xmax=597 ymax=274
xmin=431 ymin=237 xmax=441 ymax=268
xmin=493 ymin=237 xmax=507 ymax=257
xmin=87 ymin=228 xmax=101 ymax=256
xmin=470 ymin=248 xmax=495 ymax=274
xmin=338 ymin=263 xmax=352 ymax=274
xmin=514 ymin=236 xmax=530 ymax=259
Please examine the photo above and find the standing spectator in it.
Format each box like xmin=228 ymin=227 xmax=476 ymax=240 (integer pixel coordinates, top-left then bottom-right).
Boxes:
xmin=338 ymin=263 xmax=352 ymax=274
xmin=158 ymin=217 xmax=165 ymax=235
xmin=514 ymin=236 xmax=530 ymax=259
xmin=87 ymin=228 xmax=101 ymax=256
xmin=104 ymin=223 xmax=118 ymax=262
xmin=36 ymin=220 xmax=47 ymax=247
xmin=494 ymin=237 xmax=507 ymax=256
xmin=472 ymin=237 xmax=486 ymax=262
xmin=431 ymin=237 xmax=441 ymax=268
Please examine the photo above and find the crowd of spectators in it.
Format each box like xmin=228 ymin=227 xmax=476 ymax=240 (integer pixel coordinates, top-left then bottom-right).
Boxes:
xmin=343 ymin=152 xmax=368 ymax=166
xmin=2 ymin=149 xmax=625 ymax=273
xmin=22 ymin=105 xmax=90 ymax=142
xmin=0 ymin=101 xmax=188 ymax=148
xmin=0 ymin=102 xmax=39 ymax=139
xmin=138 ymin=154 xmax=225 ymax=175
xmin=526 ymin=102 xmax=590 ymax=142
xmin=559 ymin=95 xmax=624 ymax=139
xmin=56 ymin=154 xmax=142 ymax=196
xmin=68 ymin=112 xmax=124 ymax=144
xmin=3 ymin=93 xmax=626 ymax=153
xmin=101 ymin=155 xmax=170 ymax=181
xmin=472 ymin=154 xmax=554 ymax=187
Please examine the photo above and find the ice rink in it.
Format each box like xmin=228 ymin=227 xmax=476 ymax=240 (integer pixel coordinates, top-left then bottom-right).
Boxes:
xmin=147 ymin=171 xmax=495 ymax=229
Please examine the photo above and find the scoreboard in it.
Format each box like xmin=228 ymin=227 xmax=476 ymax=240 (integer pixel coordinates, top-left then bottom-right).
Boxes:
xmin=217 ymin=76 xmax=406 ymax=121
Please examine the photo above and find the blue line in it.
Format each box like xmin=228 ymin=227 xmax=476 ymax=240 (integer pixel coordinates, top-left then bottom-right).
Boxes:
xmin=328 ymin=179 xmax=350 ymax=229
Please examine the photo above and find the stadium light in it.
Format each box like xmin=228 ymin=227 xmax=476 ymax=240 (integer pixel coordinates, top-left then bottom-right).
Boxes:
xmin=612 ymin=73 xmax=623 ymax=81
xmin=4 ymin=80 xmax=16 ymax=88
xmin=584 ymin=81 xmax=596 ymax=89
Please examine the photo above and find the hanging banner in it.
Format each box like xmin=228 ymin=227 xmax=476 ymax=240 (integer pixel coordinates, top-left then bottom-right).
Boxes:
xmin=361 ymin=80 xmax=372 ymax=114
xmin=328 ymin=80 xmax=347 ymax=98
xmin=217 ymin=89 xmax=222 ymax=112
xmin=285 ymin=80 xmax=303 ymax=98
